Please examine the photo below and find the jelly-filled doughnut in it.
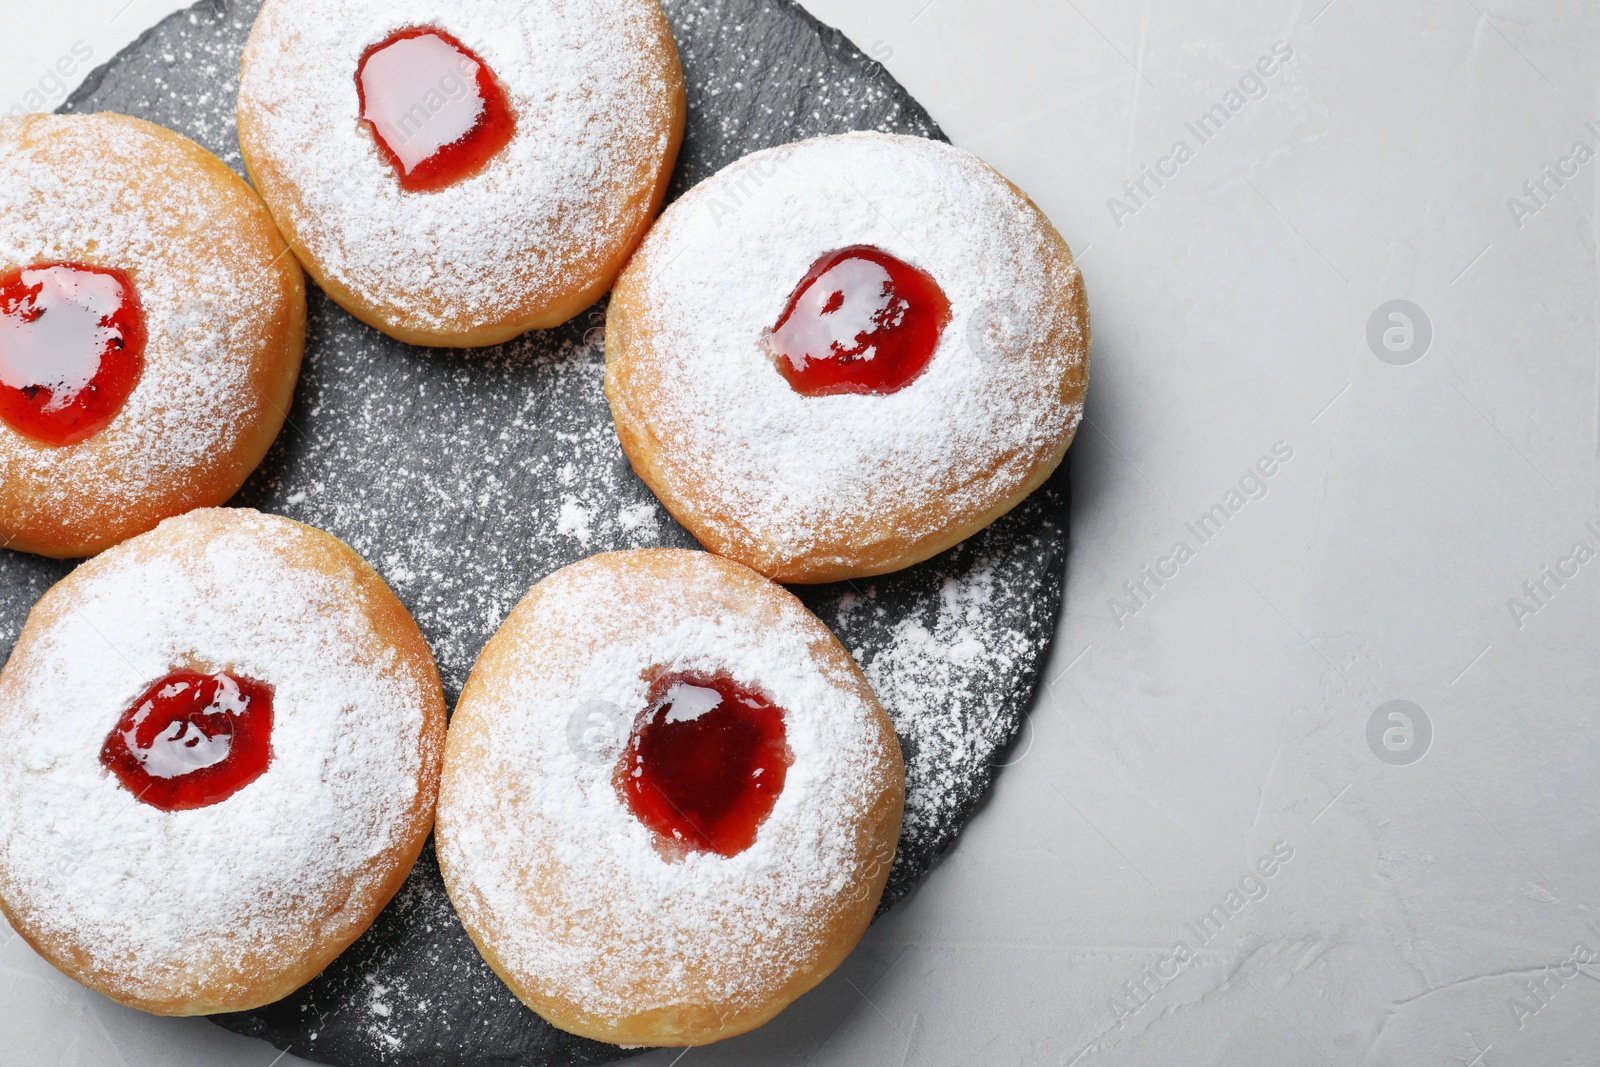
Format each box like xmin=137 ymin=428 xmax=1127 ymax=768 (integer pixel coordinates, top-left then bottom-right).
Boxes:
xmin=437 ymin=549 xmax=903 ymax=1046
xmin=237 ymin=0 xmax=685 ymax=347
xmin=605 ymin=132 xmax=1090 ymax=583
xmin=0 ymin=508 xmax=446 ymax=1015
xmin=0 ymin=113 xmax=306 ymax=559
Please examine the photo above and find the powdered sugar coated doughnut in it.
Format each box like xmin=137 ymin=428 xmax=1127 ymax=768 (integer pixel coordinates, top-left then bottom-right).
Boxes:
xmin=0 ymin=508 xmax=446 ymax=1014
xmin=0 ymin=113 xmax=305 ymax=559
xmin=238 ymin=0 xmax=685 ymax=347
xmin=437 ymin=549 xmax=903 ymax=1046
xmin=605 ymin=132 xmax=1089 ymax=583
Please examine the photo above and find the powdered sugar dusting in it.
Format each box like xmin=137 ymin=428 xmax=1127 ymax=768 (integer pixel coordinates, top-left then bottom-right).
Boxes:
xmin=438 ymin=553 xmax=896 ymax=1022
xmin=256 ymin=324 xmax=695 ymax=695
xmin=620 ymin=132 xmax=1086 ymax=559
xmin=0 ymin=114 xmax=292 ymax=530
xmin=0 ymin=509 xmax=430 ymax=1006
xmin=834 ymin=561 xmax=1036 ymax=853
xmin=238 ymin=0 xmax=679 ymax=331
xmin=21 ymin=1 xmax=1071 ymax=1059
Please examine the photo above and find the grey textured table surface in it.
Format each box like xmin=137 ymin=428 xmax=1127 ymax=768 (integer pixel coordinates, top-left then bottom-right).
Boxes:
xmin=4 ymin=2 xmax=1600 ymax=1066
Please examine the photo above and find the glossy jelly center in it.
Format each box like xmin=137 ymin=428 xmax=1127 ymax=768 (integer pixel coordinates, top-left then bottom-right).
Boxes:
xmin=615 ymin=672 xmax=792 ymax=858
xmin=0 ymin=263 xmax=145 ymax=446
xmin=356 ymin=26 xmax=516 ymax=192
xmin=99 ymin=671 xmax=274 ymax=812
xmin=767 ymin=245 xmax=951 ymax=396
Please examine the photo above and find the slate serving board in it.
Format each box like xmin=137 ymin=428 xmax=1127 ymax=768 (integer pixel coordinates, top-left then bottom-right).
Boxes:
xmin=1 ymin=1 xmax=1073 ymax=1063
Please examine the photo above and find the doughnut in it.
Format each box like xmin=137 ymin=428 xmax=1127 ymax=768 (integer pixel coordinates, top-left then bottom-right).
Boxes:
xmin=237 ymin=0 xmax=686 ymax=347
xmin=604 ymin=132 xmax=1090 ymax=583
xmin=0 ymin=508 xmax=446 ymax=1015
xmin=436 ymin=549 xmax=903 ymax=1046
xmin=0 ymin=113 xmax=306 ymax=559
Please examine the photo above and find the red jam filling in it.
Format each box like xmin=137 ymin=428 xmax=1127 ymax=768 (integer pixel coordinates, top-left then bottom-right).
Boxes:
xmin=615 ymin=672 xmax=792 ymax=858
xmin=99 ymin=672 xmax=274 ymax=812
xmin=766 ymin=245 xmax=951 ymax=396
xmin=0 ymin=263 xmax=145 ymax=446
xmin=356 ymin=26 xmax=515 ymax=192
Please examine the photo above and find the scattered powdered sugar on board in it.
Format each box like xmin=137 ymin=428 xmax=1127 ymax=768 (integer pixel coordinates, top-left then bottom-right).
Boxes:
xmin=438 ymin=552 xmax=896 ymax=1024
xmin=800 ymin=537 xmax=1067 ymax=907
xmin=0 ymin=510 xmax=428 ymax=1008
xmin=235 ymin=308 xmax=690 ymax=688
xmin=238 ymin=0 xmax=679 ymax=331
xmin=0 ymin=0 xmax=1074 ymax=1063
